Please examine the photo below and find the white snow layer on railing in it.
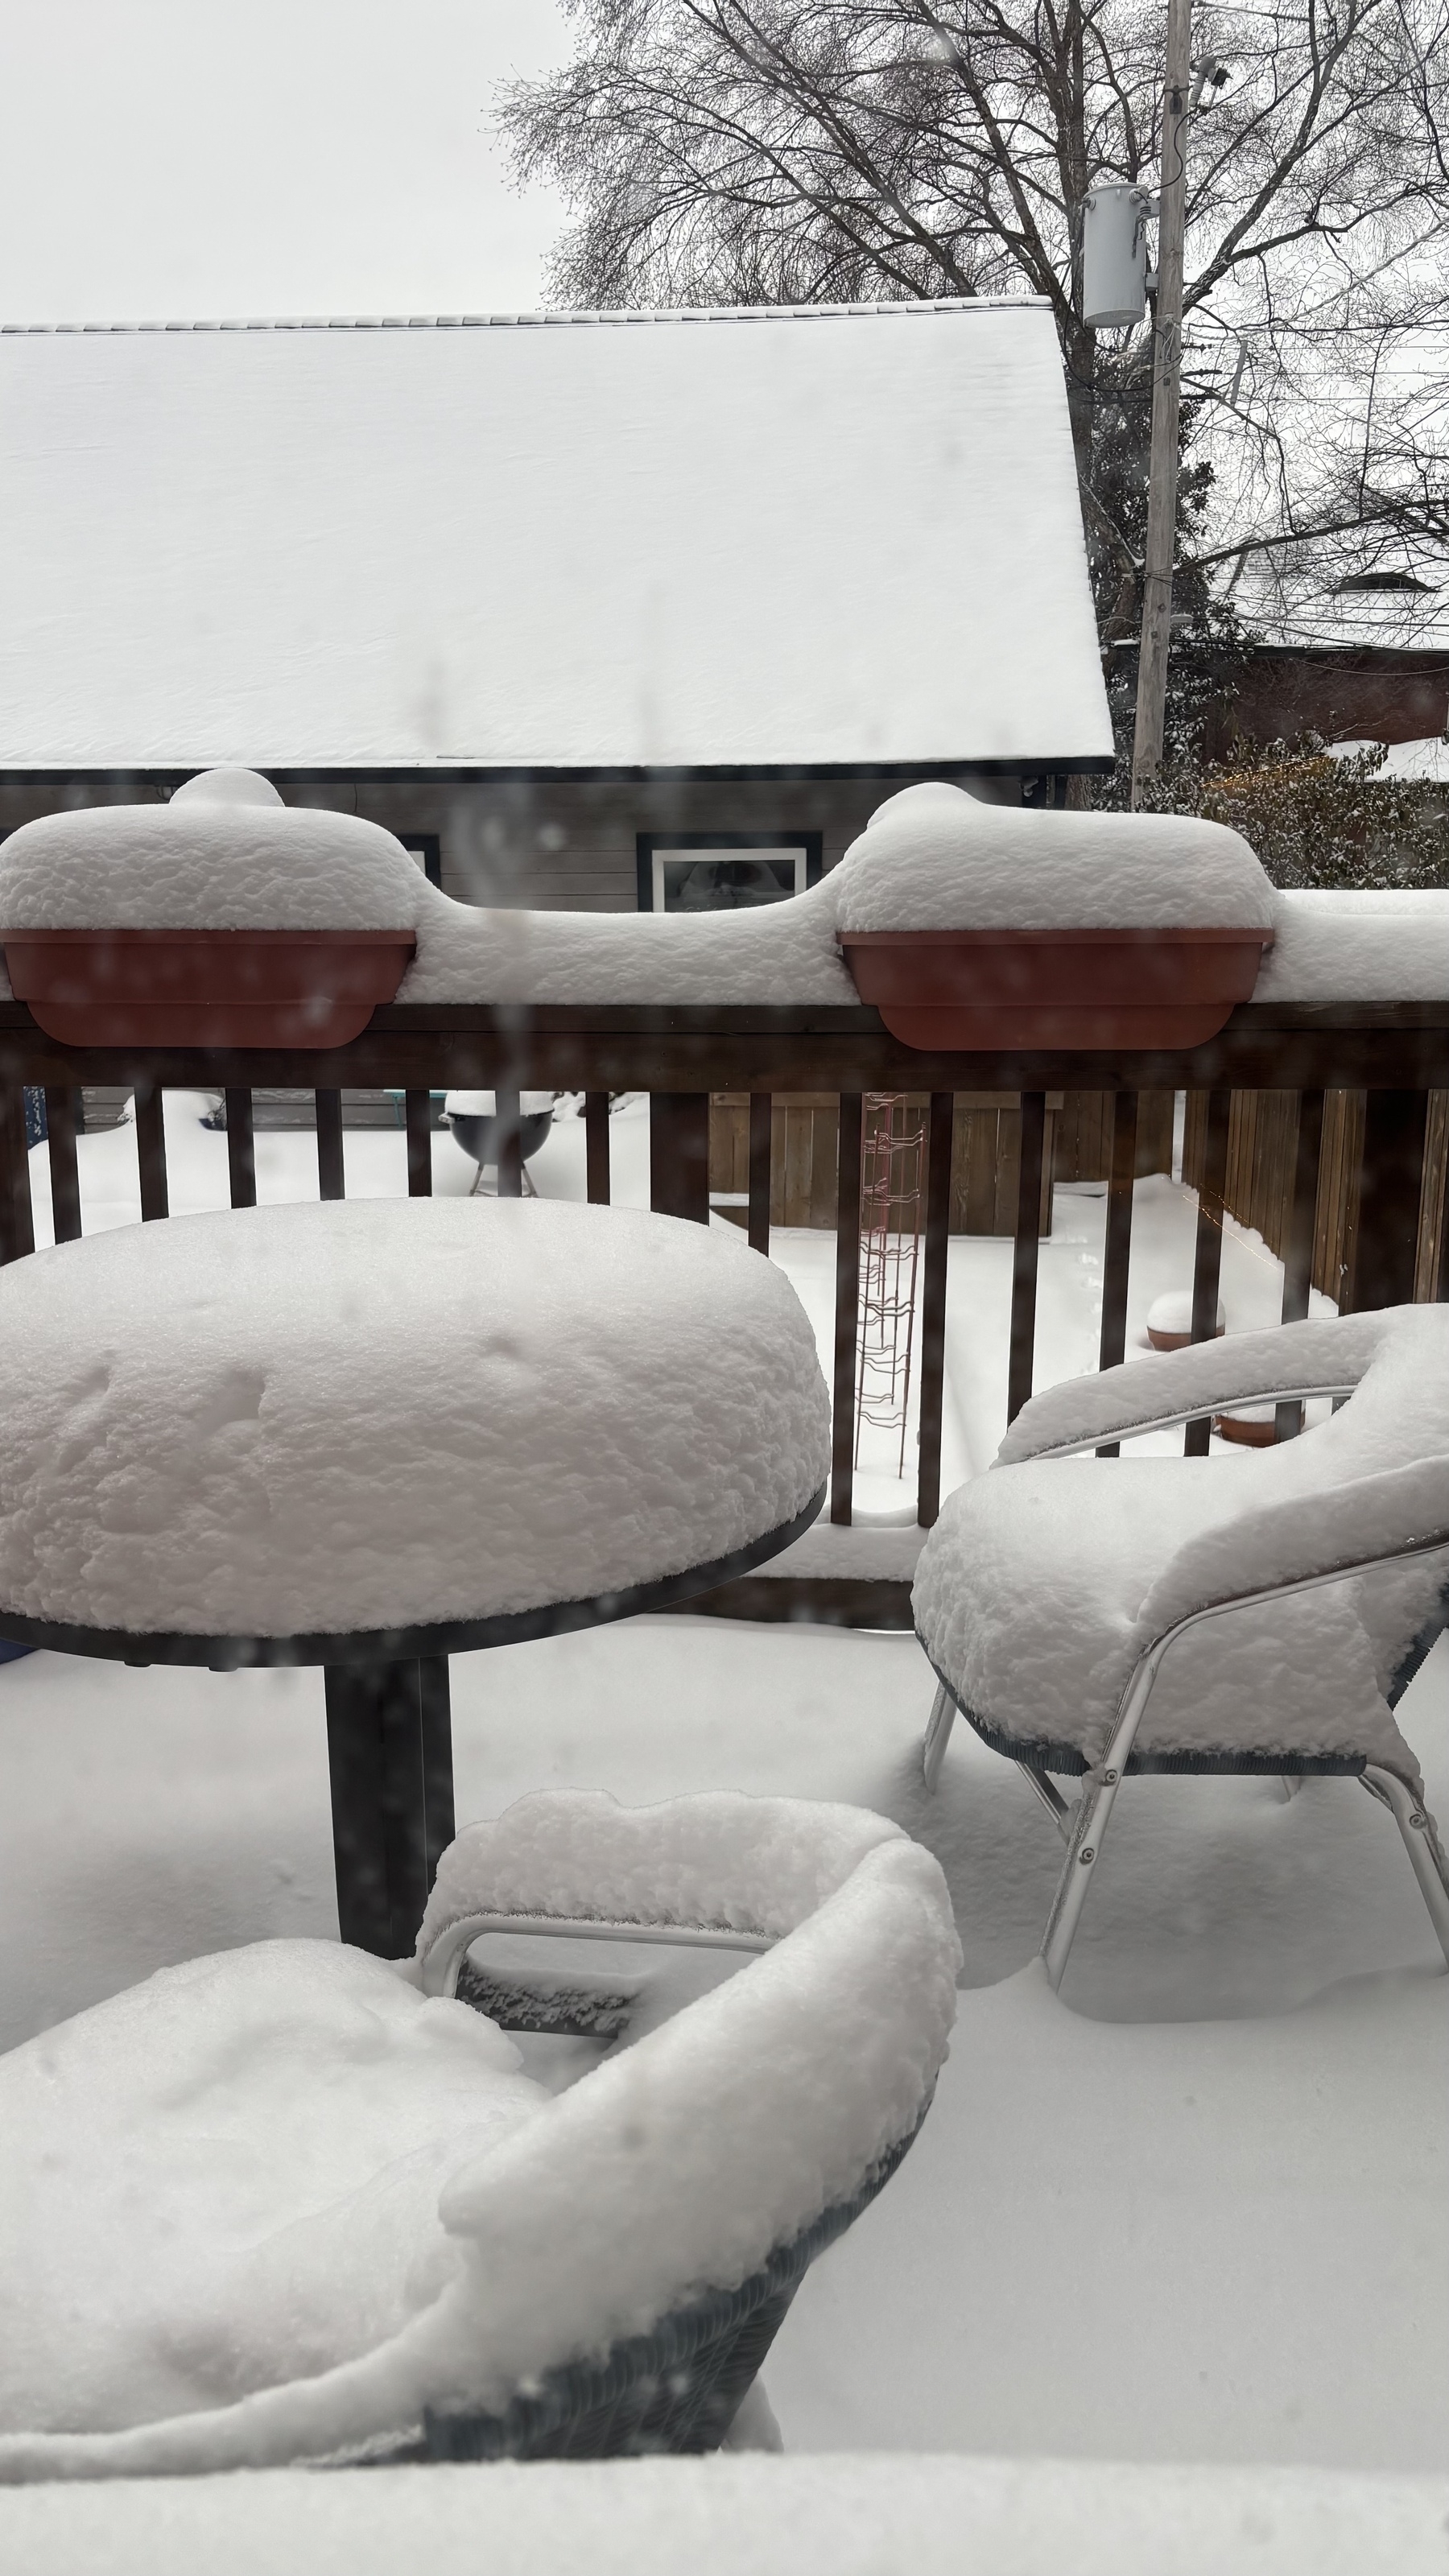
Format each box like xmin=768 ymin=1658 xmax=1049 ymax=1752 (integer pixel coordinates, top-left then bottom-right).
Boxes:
xmin=1 ymin=773 xmax=1446 ymax=1005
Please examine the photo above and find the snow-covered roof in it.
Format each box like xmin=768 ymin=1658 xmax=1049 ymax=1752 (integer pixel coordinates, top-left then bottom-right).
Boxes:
xmin=0 ymin=304 xmax=1112 ymax=774
xmin=1233 ymin=554 xmax=1449 ymax=656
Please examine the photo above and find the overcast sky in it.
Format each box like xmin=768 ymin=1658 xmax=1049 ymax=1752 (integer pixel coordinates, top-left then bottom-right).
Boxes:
xmin=0 ymin=0 xmax=572 ymax=326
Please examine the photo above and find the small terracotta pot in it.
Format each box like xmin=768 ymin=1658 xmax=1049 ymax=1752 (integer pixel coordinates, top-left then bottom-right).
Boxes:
xmin=2 ymin=927 xmax=416 ymax=1049
xmin=1147 ymin=1323 xmax=1226 ymax=1353
xmin=836 ymin=926 xmax=1272 ymax=1051
xmin=1213 ymin=1411 xmax=1281 ymax=1448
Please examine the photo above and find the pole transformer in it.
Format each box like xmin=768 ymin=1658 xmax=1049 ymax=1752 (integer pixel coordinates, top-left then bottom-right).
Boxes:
xmin=1130 ymin=0 xmax=1193 ymax=807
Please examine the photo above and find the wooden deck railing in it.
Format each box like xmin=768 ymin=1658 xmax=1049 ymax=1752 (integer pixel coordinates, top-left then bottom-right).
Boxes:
xmin=2 ymin=993 xmax=1447 ymax=1630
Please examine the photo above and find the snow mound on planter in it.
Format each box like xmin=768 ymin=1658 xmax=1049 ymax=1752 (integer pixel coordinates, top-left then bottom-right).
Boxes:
xmin=0 ymin=1790 xmax=958 ymax=2473
xmin=834 ymin=781 xmax=1278 ymax=933
xmin=0 ymin=770 xmax=423 ymax=932
xmin=0 ymin=1197 xmax=829 ymax=1638
xmin=0 ymin=1939 xmax=548 ymax=2436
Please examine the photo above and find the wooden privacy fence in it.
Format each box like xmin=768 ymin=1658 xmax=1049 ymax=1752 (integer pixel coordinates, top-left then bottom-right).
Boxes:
xmin=1 ymin=995 xmax=1447 ymax=1629
xmin=709 ymin=1089 xmax=1177 ymax=1236
xmin=1182 ymin=1087 xmax=1449 ymax=1309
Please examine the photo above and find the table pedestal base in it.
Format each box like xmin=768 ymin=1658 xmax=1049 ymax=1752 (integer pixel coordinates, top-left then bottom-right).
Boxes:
xmin=324 ymin=1656 xmax=454 ymax=1956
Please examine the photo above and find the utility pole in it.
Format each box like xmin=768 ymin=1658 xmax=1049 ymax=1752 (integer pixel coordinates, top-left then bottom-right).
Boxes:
xmin=1131 ymin=0 xmax=1193 ymax=807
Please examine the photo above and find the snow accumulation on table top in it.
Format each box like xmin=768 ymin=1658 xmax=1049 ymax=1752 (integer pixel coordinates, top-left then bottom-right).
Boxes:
xmin=0 ymin=1196 xmax=829 ymax=1639
xmin=0 ymin=303 xmax=1111 ymax=772
xmin=3 ymin=2453 xmax=1447 ymax=2576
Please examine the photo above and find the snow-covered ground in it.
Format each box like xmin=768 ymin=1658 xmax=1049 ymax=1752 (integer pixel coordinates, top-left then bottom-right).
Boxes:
xmin=2 ymin=1088 xmax=1446 ymax=2519
xmin=8 ymin=2453 xmax=1449 ymax=2576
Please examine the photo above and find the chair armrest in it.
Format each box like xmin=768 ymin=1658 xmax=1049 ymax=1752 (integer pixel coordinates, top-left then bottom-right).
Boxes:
xmin=418 ymin=1908 xmax=770 ymax=2000
xmin=997 ymin=1311 xmax=1390 ymax=1465
xmin=407 ymin=1790 xmax=910 ymax=1988
xmin=1136 ymin=1455 xmax=1449 ymax=1641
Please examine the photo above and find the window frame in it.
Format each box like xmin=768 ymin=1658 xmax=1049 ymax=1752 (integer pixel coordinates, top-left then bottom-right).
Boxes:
xmin=635 ymin=829 xmax=824 ymax=914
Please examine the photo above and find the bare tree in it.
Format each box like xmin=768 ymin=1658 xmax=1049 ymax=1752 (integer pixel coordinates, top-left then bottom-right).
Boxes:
xmin=500 ymin=0 xmax=1449 ymax=744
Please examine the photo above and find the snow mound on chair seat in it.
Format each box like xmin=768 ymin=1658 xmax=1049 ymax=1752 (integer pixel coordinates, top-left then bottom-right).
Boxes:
xmin=834 ymin=782 xmax=1278 ymax=932
xmin=915 ymin=1306 xmax=1449 ymax=1785
xmin=0 ymin=770 xmax=423 ymax=931
xmin=0 ymin=1198 xmax=828 ymax=1637
xmin=0 ymin=1801 xmax=959 ymax=2478
xmin=0 ymin=1939 xmax=547 ymax=2437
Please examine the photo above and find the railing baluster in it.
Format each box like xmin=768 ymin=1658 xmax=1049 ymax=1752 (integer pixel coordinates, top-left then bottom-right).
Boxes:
xmin=0 ymin=1088 xmax=35 ymax=1265
xmin=747 ymin=1093 xmax=772 ymax=1255
xmin=1276 ymin=1088 xmax=1324 ymax=1440
xmin=649 ymin=1095 xmax=710 ymax=1224
xmin=43 ymin=1088 xmax=82 ymax=1244
xmin=1436 ymin=1093 xmax=1449 ymax=1304
xmin=496 ymin=1087 xmax=523 ymax=1197
xmin=584 ymin=1091 xmax=611 ymax=1204
xmin=1096 ymin=1090 xmax=1139 ymax=1456
xmin=831 ymin=1093 xmax=864 ymax=1524
xmin=134 ymin=1085 xmax=168 ymax=1221
xmin=1355 ymin=1089 xmax=1430 ymax=1311
xmin=405 ymin=1090 xmax=433 ymax=1197
xmin=915 ymin=1092 xmax=955 ymax=1526
xmin=315 ymin=1090 xmax=345 ymax=1200
xmin=225 ymin=1088 xmax=257 ymax=1210
xmin=1184 ymin=1088 xmax=1231 ymax=1455
xmin=1006 ymin=1092 xmax=1046 ymax=1425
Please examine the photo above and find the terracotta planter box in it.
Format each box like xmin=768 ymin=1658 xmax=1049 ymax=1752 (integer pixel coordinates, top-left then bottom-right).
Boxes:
xmin=836 ymin=927 xmax=1272 ymax=1051
xmin=2 ymin=927 xmax=416 ymax=1050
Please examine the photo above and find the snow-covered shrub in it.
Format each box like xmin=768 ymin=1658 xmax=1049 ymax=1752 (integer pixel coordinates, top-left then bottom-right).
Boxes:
xmin=1130 ymin=738 xmax=1449 ymax=892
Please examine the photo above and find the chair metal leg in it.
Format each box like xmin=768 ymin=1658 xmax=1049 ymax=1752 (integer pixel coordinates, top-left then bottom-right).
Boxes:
xmin=1360 ymin=1765 xmax=1449 ymax=1967
xmin=1017 ymin=1761 xmax=1071 ymax=1841
xmin=1038 ymin=1765 xmax=1127 ymax=1992
xmin=922 ymin=1682 xmax=956 ymax=1792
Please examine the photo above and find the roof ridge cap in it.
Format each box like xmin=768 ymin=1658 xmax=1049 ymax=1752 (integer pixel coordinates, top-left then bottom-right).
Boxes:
xmin=0 ymin=296 xmax=1049 ymax=338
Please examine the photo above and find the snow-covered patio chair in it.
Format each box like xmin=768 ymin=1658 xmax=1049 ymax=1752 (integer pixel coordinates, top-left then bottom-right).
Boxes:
xmin=914 ymin=1305 xmax=1449 ymax=1990
xmin=0 ymin=1790 xmax=957 ymax=2480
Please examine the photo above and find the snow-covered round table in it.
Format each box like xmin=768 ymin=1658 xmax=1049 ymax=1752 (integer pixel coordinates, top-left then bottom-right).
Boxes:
xmin=0 ymin=1199 xmax=829 ymax=1953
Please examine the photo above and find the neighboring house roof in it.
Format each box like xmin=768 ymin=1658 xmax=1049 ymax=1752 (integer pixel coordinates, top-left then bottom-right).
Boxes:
xmin=0 ymin=303 xmax=1112 ymax=776
xmin=1232 ymin=552 xmax=1448 ymax=656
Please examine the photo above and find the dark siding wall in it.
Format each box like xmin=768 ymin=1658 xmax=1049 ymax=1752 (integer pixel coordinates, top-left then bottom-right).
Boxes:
xmin=0 ymin=769 xmax=1024 ymax=910
xmin=1210 ymin=648 xmax=1449 ymax=758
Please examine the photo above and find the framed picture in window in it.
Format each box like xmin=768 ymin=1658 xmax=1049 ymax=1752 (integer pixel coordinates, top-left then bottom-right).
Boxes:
xmin=637 ymin=832 xmax=824 ymax=914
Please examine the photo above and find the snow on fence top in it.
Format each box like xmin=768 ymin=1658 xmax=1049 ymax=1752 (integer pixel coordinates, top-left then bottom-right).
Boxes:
xmin=0 ymin=303 xmax=1112 ymax=774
